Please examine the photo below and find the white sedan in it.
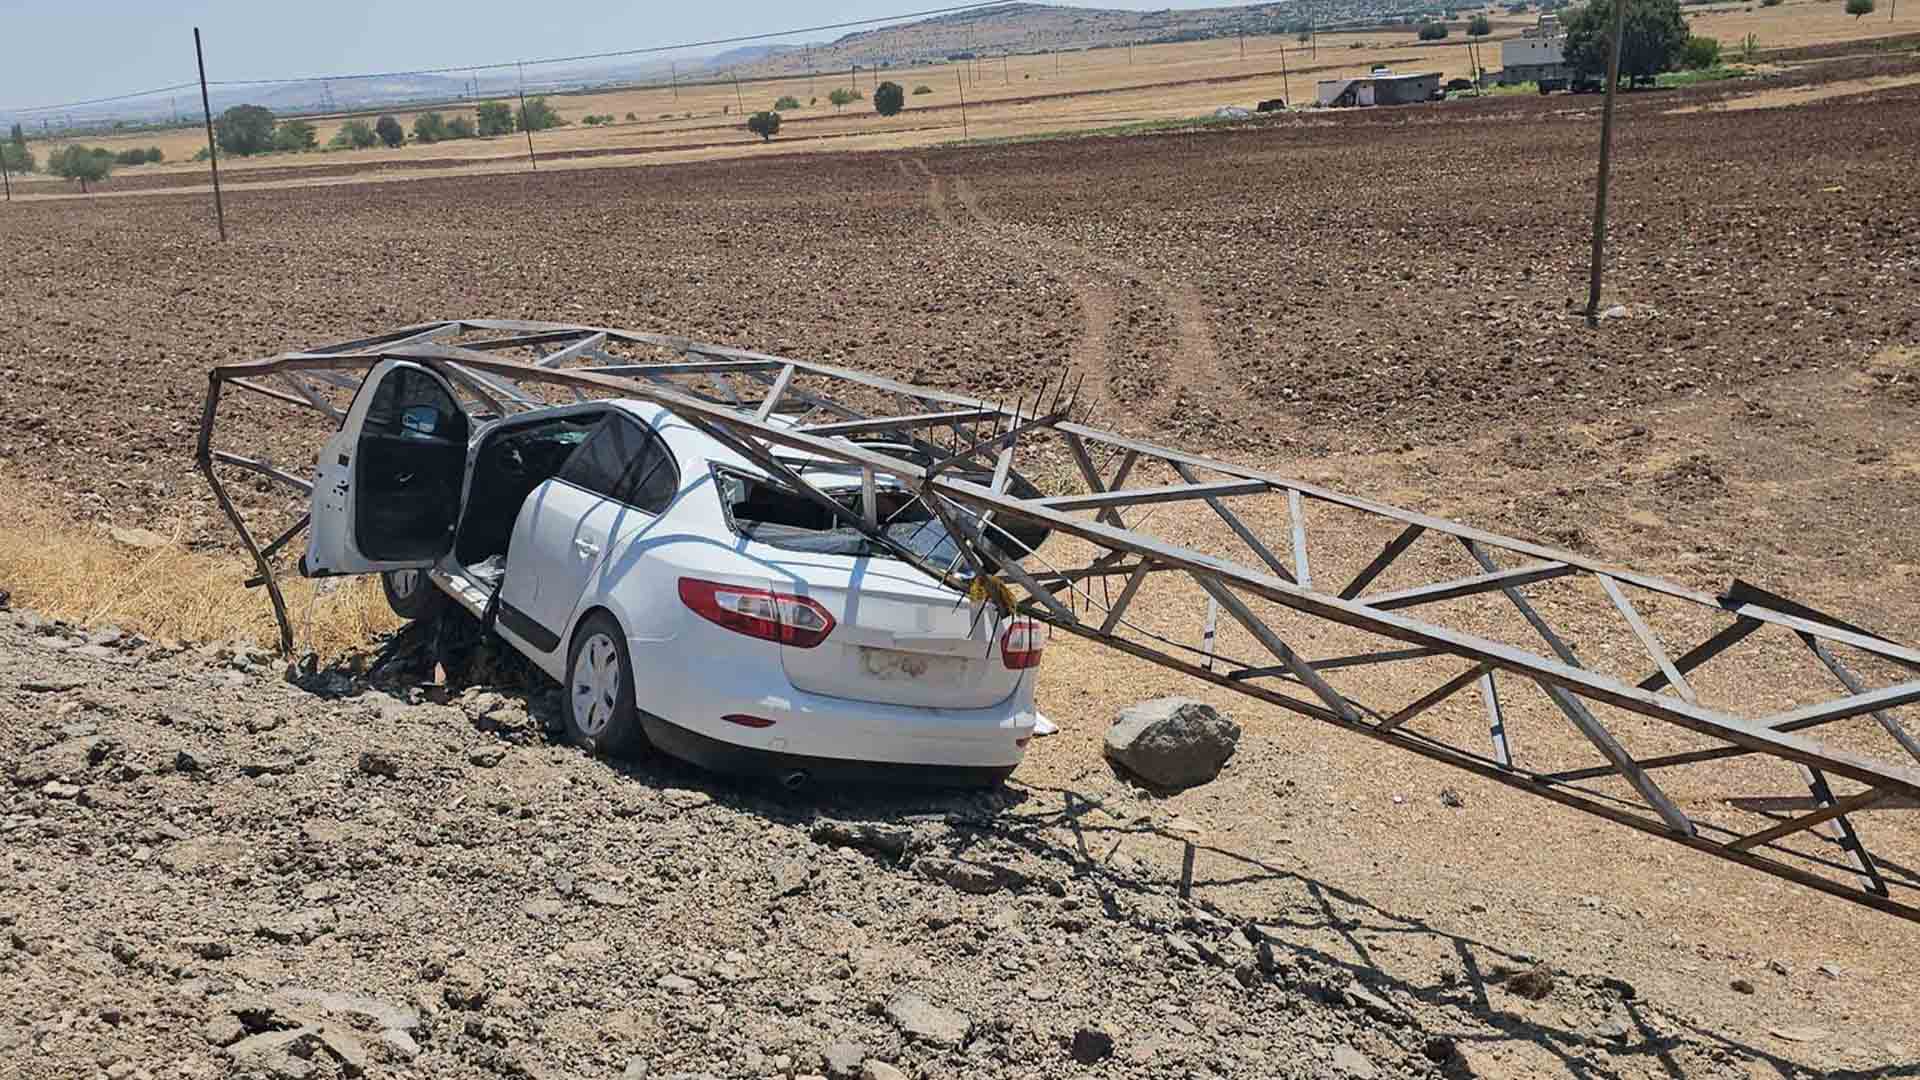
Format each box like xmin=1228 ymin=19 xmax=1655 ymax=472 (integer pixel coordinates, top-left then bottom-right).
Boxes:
xmin=301 ymin=359 xmax=1048 ymax=787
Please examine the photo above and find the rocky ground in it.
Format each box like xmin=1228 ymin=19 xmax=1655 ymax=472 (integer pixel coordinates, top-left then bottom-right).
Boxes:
xmin=5 ymin=599 xmax=1891 ymax=1080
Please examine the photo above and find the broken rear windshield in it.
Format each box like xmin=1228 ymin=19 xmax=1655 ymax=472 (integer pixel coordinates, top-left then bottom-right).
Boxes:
xmin=714 ymin=463 xmax=1043 ymax=565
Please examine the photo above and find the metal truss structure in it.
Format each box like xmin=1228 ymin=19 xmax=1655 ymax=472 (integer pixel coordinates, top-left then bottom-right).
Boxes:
xmin=199 ymin=320 xmax=1920 ymax=924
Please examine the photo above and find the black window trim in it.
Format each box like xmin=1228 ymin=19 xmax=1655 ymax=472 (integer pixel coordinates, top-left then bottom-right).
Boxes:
xmin=553 ymin=410 xmax=681 ymax=516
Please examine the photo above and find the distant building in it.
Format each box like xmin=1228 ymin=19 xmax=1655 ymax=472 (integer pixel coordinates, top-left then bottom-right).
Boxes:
xmin=1314 ymin=67 xmax=1442 ymax=107
xmin=1501 ymin=15 xmax=1572 ymax=86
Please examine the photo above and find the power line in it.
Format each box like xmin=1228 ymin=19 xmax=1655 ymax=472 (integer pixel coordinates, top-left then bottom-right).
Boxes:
xmin=3 ymin=0 xmax=1017 ymax=116
xmin=206 ymin=0 xmax=1019 ymax=84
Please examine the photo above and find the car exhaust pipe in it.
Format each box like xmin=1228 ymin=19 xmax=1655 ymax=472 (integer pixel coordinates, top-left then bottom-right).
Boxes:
xmin=779 ymin=769 xmax=811 ymax=792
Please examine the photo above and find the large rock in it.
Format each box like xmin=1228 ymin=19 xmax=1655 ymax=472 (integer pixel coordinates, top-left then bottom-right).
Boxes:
xmin=885 ymin=994 xmax=970 ymax=1048
xmin=1103 ymin=698 xmax=1240 ymax=790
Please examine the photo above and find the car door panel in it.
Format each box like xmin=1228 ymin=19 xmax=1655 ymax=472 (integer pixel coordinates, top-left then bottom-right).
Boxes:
xmin=304 ymin=360 xmax=469 ymax=577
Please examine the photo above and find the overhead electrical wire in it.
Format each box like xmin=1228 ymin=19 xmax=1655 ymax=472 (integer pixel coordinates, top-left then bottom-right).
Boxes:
xmin=3 ymin=0 xmax=1018 ymax=114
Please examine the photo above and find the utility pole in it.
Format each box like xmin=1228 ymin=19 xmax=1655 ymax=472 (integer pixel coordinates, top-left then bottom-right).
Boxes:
xmin=1280 ymin=44 xmax=1291 ymax=104
xmin=1240 ymin=32 xmax=1246 ymax=60
xmin=671 ymin=61 xmax=679 ymax=101
xmin=956 ymin=69 xmax=968 ymax=140
xmin=517 ymin=62 xmax=538 ymax=171
xmin=2 ymin=145 xmax=11 ymax=203
xmin=1585 ymin=0 xmax=1628 ymax=326
xmin=194 ymin=28 xmax=226 ymax=242
xmin=733 ymin=70 xmax=744 ymax=115
xmin=1003 ymin=52 xmax=1009 ymax=85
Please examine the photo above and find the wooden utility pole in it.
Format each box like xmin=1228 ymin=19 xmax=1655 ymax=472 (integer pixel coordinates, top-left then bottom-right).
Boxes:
xmin=517 ymin=62 xmax=537 ymax=171
xmin=671 ymin=61 xmax=678 ymax=101
xmin=956 ymin=69 xmax=968 ymax=140
xmin=194 ymin=28 xmax=226 ymax=242
xmin=1 ymin=145 xmax=11 ymax=202
xmin=1280 ymin=44 xmax=1291 ymax=104
xmin=733 ymin=70 xmax=744 ymax=115
xmin=1585 ymin=0 xmax=1628 ymax=326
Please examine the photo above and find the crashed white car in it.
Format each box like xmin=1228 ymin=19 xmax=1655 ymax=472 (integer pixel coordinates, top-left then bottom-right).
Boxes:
xmin=301 ymin=359 xmax=1049 ymax=787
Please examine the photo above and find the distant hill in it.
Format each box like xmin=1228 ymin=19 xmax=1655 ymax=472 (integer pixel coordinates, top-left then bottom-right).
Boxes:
xmin=732 ymin=0 xmax=1438 ymax=75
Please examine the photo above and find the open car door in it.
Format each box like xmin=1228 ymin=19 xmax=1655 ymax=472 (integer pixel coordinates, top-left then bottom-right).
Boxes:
xmin=301 ymin=360 xmax=470 ymax=577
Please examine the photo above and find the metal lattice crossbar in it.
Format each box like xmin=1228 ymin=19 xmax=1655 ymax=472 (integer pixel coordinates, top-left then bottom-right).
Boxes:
xmin=198 ymin=320 xmax=1920 ymax=924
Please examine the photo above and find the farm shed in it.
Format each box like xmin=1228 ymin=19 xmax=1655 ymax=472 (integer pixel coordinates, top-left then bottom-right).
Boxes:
xmin=1314 ymin=69 xmax=1442 ymax=108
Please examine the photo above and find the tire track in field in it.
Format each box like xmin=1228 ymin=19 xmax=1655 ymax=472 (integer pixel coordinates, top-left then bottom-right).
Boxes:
xmin=924 ymin=163 xmax=1122 ymax=425
xmin=927 ymin=163 xmax=1230 ymax=431
xmin=899 ymin=159 xmax=957 ymax=229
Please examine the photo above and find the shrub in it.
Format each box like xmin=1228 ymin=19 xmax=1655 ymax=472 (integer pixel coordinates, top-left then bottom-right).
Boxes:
xmin=273 ymin=120 xmax=317 ymax=152
xmin=1468 ymin=14 xmax=1493 ymax=34
xmin=1845 ymin=0 xmax=1873 ymax=15
xmin=114 ymin=148 xmax=147 ymax=166
xmin=1761 ymin=0 xmax=1781 ymax=6
xmin=912 ymin=84 xmax=933 ymax=95
xmin=1681 ymin=34 xmax=1722 ymax=68
xmin=331 ymin=119 xmax=378 ymax=149
xmin=873 ymin=81 xmax=906 ymax=116
xmin=374 ymin=115 xmax=404 ymax=147
xmin=774 ymin=95 xmax=802 ymax=110
xmin=747 ymin=110 xmax=782 ymax=141
xmin=1419 ymin=21 xmax=1450 ymax=39
xmin=215 ymin=104 xmax=276 ymax=156
xmin=827 ymin=87 xmax=858 ymax=110
xmin=625 ymin=111 xmax=638 ymax=120
xmin=412 ymin=112 xmax=450 ymax=143
xmin=476 ymin=100 xmax=514 ymax=136
xmin=51 ymin=145 xmax=112 ymax=190
xmin=515 ymin=96 xmax=564 ymax=132
xmin=1 ymin=145 xmax=32 ymax=174
xmin=445 ymin=115 xmax=476 ymax=139
xmin=1563 ymin=0 xmax=1689 ymax=79
xmin=582 ymin=114 xmax=605 ymax=126
xmin=146 ymin=147 xmax=164 ymax=163
xmin=192 ymin=147 xmax=210 ymax=162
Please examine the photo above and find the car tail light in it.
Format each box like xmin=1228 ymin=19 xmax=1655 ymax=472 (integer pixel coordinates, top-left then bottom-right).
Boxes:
xmin=1001 ymin=618 xmax=1044 ymax=670
xmin=678 ymin=578 xmax=836 ymax=649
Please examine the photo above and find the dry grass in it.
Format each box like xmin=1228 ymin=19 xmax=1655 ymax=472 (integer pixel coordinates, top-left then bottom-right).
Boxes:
xmin=0 ymin=478 xmax=398 ymax=657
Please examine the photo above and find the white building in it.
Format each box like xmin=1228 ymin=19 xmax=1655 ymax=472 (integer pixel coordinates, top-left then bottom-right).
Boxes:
xmin=1500 ymin=15 xmax=1573 ymax=86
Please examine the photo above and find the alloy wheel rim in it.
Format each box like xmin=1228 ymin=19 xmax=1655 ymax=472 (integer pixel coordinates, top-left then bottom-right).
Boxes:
xmin=572 ymin=633 xmax=620 ymax=737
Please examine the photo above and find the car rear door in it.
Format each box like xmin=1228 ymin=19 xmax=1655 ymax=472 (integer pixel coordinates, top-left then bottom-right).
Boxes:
xmin=495 ymin=412 xmax=678 ymax=654
xmin=303 ymin=360 xmax=470 ymax=577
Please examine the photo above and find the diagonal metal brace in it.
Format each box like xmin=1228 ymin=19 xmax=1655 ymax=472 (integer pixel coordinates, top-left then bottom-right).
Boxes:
xmin=1190 ymin=573 xmax=1363 ymax=723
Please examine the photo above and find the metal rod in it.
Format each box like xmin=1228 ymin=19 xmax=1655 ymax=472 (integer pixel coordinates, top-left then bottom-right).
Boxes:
xmin=194 ymin=28 xmax=226 ymax=242
xmin=1584 ymin=0 xmax=1628 ymax=326
xmin=956 ymin=69 xmax=968 ymax=140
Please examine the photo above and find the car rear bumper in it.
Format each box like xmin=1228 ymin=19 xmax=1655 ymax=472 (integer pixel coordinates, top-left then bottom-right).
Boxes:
xmin=641 ymin=712 xmax=1018 ymax=788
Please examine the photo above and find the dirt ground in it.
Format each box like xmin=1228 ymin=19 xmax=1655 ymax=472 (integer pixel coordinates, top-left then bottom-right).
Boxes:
xmin=1 ymin=46 xmax=1919 ymax=1080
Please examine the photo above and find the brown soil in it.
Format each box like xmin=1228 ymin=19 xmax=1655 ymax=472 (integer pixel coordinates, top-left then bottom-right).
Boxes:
xmin=1 ymin=50 xmax=1917 ymax=1078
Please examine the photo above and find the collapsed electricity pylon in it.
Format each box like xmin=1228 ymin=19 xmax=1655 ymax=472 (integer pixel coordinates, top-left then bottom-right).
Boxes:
xmin=199 ymin=319 xmax=1920 ymax=924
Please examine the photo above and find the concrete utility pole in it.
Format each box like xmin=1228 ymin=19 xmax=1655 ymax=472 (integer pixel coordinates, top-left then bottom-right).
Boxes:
xmin=956 ymin=69 xmax=968 ymax=140
xmin=1585 ymin=0 xmax=1628 ymax=326
xmin=194 ymin=28 xmax=226 ymax=242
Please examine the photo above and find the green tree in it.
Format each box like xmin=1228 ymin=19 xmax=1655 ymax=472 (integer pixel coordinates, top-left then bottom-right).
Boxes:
xmin=113 ymin=148 xmax=146 ymax=166
xmin=827 ymin=86 xmax=857 ymax=111
xmin=331 ymin=119 xmax=378 ymax=149
xmin=445 ymin=115 xmax=476 ymax=139
xmin=272 ymin=119 xmax=317 ymax=152
xmin=215 ymin=104 xmax=277 ymax=156
xmin=747 ymin=110 xmax=782 ymax=141
xmin=476 ymin=100 xmax=514 ymax=136
xmin=912 ymin=84 xmax=934 ymax=94
xmin=1468 ymin=14 xmax=1493 ymax=35
xmin=144 ymin=146 xmax=164 ymax=163
xmin=1680 ymin=34 xmax=1722 ymax=68
xmin=1 ymin=142 xmax=34 ymax=175
xmin=1844 ymin=0 xmax=1873 ymax=16
xmin=1562 ymin=0 xmax=1689 ymax=80
xmin=374 ymin=115 xmax=404 ymax=147
xmin=873 ymin=80 xmax=906 ymax=116
xmin=774 ymin=95 xmax=801 ymax=110
xmin=515 ymin=96 xmax=563 ymax=132
xmin=51 ymin=145 xmax=112 ymax=191
xmin=1419 ymin=21 xmax=1450 ymax=39
xmin=412 ymin=112 xmax=450 ymax=143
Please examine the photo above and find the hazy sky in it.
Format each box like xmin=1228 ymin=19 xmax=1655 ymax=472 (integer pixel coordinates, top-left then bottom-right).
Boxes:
xmin=1 ymin=0 xmax=1242 ymax=111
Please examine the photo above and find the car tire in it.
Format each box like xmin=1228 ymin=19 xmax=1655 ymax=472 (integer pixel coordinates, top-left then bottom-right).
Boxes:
xmin=565 ymin=611 xmax=648 ymax=758
xmin=381 ymin=568 xmax=447 ymax=621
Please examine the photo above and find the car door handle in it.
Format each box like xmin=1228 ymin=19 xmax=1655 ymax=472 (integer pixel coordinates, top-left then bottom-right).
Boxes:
xmin=574 ymin=539 xmax=601 ymax=557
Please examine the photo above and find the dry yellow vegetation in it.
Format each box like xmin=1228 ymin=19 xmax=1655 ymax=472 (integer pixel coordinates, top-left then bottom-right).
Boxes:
xmin=0 ymin=477 xmax=397 ymax=657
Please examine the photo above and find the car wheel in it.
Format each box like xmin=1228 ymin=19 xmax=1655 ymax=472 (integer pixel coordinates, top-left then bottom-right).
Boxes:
xmin=565 ymin=611 xmax=648 ymax=757
xmin=382 ymin=568 xmax=447 ymax=621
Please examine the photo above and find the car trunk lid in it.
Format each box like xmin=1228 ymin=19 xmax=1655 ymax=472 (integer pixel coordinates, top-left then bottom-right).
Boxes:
xmin=771 ymin=555 xmax=1020 ymax=709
